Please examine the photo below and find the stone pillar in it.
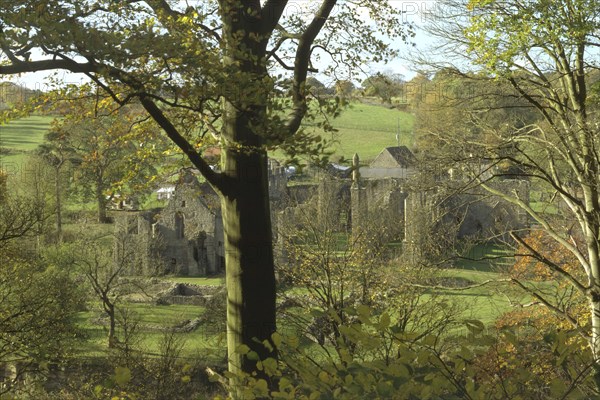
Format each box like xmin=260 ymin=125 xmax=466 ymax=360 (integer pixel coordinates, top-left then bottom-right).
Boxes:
xmin=403 ymin=190 xmax=432 ymax=264
xmin=351 ymin=153 xmax=360 ymax=187
xmin=351 ymin=153 xmax=366 ymax=239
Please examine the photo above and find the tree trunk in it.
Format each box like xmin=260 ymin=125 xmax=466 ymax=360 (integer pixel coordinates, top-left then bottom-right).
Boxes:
xmin=221 ymin=147 xmax=277 ymax=383
xmin=96 ymin=183 xmax=109 ymax=223
xmin=590 ymin=292 xmax=600 ymax=391
xmin=107 ymin=302 xmax=116 ymax=348
xmin=217 ymin=5 xmax=279 ymax=390
xmin=54 ymin=167 xmax=62 ymax=242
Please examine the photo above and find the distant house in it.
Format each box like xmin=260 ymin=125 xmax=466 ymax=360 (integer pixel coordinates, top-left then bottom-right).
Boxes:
xmin=370 ymin=146 xmax=416 ymax=169
xmin=156 ymin=185 xmax=176 ymax=200
xmin=360 ymin=146 xmax=416 ymax=179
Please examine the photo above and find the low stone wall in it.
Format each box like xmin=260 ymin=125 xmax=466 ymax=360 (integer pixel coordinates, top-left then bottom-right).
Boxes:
xmin=155 ymin=283 xmax=221 ymax=306
xmin=161 ymin=294 xmax=213 ymax=306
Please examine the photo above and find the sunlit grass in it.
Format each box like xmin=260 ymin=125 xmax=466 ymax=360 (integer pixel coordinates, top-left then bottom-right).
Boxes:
xmin=303 ymin=101 xmax=415 ymax=163
xmin=0 ymin=115 xmax=54 ymax=150
xmin=165 ymin=276 xmax=225 ymax=286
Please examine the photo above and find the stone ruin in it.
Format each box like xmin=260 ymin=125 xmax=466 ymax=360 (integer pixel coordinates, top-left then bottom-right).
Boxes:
xmin=115 ymin=160 xmax=289 ymax=276
xmin=115 ymin=148 xmax=530 ymax=276
xmin=351 ymin=147 xmax=530 ymax=254
xmin=114 ymin=170 xmax=225 ymax=276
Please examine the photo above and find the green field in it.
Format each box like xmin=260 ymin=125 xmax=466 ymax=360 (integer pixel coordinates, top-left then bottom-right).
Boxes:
xmin=324 ymin=102 xmax=414 ymax=162
xmin=165 ymin=276 xmax=226 ymax=286
xmin=0 ymin=115 xmax=54 ymax=169
xmin=0 ymin=115 xmax=53 ymax=150
xmin=74 ymin=302 xmax=226 ymax=361
xmin=0 ymin=103 xmax=413 ymax=172
xmin=74 ymin=266 xmax=512 ymax=362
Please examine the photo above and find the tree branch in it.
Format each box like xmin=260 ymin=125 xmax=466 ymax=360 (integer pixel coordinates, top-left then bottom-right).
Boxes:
xmin=137 ymin=96 xmax=224 ymax=192
xmin=260 ymin=0 xmax=289 ymax=35
xmin=0 ymin=59 xmax=96 ymax=75
xmin=285 ymin=0 xmax=337 ymax=136
xmin=509 ymin=278 xmax=590 ymax=343
xmin=407 ymin=278 xmax=512 ymax=292
xmin=511 ymin=232 xmax=588 ymax=295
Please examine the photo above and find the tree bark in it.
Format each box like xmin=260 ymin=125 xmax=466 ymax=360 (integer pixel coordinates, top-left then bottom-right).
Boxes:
xmin=96 ymin=181 xmax=109 ymax=224
xmin=591 ymin=296 xmax=600 ymax=391
xmin=221 ymin=146 xmax=277 ymax=383
xmin=106 ymin=301 xmax=116 ymax=348
xmin=217 ymin=3 xmax=279 ymax=389
xmin=54 ymin=166 xmax=63 ymax=242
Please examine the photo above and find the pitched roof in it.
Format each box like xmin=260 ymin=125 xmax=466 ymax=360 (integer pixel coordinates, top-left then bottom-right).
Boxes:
xmin=371 ymin=146 xmax=415 ymax=168
xmin=385 ymin=146 xmax=415 ymax=166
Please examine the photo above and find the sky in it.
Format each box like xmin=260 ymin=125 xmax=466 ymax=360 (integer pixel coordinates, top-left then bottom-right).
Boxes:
xmin=6 ymin=1 xmax=439 ymax=90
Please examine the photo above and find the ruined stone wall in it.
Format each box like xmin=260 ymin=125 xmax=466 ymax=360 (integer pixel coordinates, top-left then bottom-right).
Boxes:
xmin=351 ymin=178 xmax=407 ymax=240
xmin=114 ymin=210 xmax=163 ymax=276
xmin=157 ymin=183 xmax=220 ymax=276
xmin=268 ymin=159 xmax=288 ymax=205
xmin=317 ymin=177 xmax=351 ymax=230
xmin=114 ymin=175 xmax=224 ymax=277
xmin=401 ymin=179 xmax=531 ymax=247
xmin=286 ymin=184 xmax=316 ymax=205
xmin=451 ymin=179 xmax=530 ymax=239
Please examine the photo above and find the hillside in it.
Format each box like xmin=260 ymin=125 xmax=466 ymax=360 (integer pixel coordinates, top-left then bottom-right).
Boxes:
xmin=0 ymin=102 xmax=414 ymax=171
xmin=325 ymin=101 xmax=414 ymax=162
xmin=0 ymin=116 xmax=54 ymax=169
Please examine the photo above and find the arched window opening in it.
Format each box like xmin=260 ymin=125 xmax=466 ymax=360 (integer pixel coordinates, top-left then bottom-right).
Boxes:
xmin=175 ymin=212 xmax=185 ymax=239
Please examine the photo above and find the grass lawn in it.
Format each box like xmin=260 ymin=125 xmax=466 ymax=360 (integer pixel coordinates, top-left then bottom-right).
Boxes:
xmin=125 ymin=302 xmax=205 ymax=325
xmin=0 ymin=104 xmax=412 ymax=172
xmin=455 ymin=243 xmax=515 ymax=272
xmin=75 ymin=301 xmax=226 ymax=359
xmin=306 ymin=102 xmax=414 ymax=163
xmin=430 ymin=270 xmax=514 ymax=328
xmin=529 ymin=189 xmax=560 ymax=214
xmin=69 ymin=242 xmax=528 ymax=362
xmin=434 ymin=243 xmax=531 ymax=329
xmin=329 ymin=102 xmax=414 ymax=161
xmin=271 ymin=101 xmax=414 ymax=164
xmin=166 ymin=276 xmax=226 ymax=286
xmin=0 ymin=115 xmax=54 ymax=150
xmin=0 ymin=115 xmax=54 ymax=172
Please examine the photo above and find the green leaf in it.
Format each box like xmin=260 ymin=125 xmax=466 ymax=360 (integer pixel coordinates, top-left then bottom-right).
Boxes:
xmin=237 ymin=344 xmax=251 ymax=355
xmin=376 ymin=380 xmax=393 ymax=396
xmin=378 ymin=312 xmax=391 ymax=329
xmin=463 ymin=319 xmax=485 ymax=335
xmin=357 ymin=304 xmax=372 ymax=323
xmin=319 ymin=371 xmax=330 ymax=383
xmin=114 ymin=366 xmax=131 ymax=387
xmin=253 ymin=379 xmax=269 ymax=396
xmin=272 ymin=332 xmax=282 ymax=348
xmin=262 ymin=357 xmax=279 ymax=376
xmin=550 ymin=378 xmax=567 ymax=396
